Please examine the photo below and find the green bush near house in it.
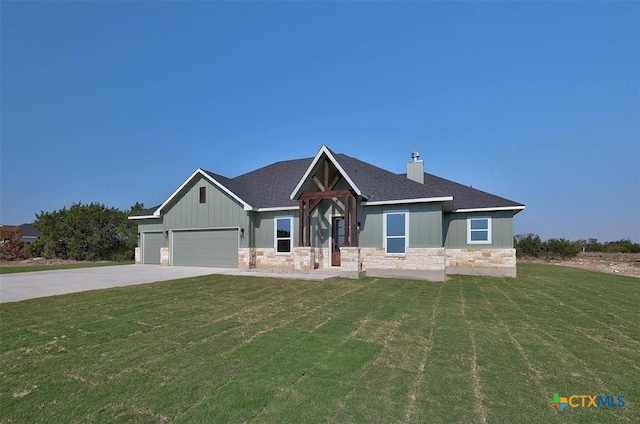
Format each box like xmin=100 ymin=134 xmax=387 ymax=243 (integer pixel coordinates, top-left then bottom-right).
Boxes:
xmin=1 ymin=263 xmax=637 ymax=423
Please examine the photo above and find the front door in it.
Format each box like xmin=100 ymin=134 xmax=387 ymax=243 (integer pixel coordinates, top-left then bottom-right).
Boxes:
xmin=332 ymin=216 xmax=344 ymax=266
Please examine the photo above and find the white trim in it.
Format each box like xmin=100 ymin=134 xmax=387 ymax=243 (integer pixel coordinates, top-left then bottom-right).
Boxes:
xmin=256 ymin=206 xmax=299 ymax=212
xmin=364 ymin=196 xmax=453 ymax=206
xmin=467 ymin=217 xmax=492 ymax=244
xmin=128 ymin=214 xmax=161 ymax=220
xmin=274 ymin=217 xmax=293 ymax=255
xmin=289 ymin=145 xmax=365 ymax=200
xmin=456 ymin=206 xmax=526 ymax=213
xmin=168 ymin=226 xmax=240 ymax=266
xmin=383 ymin=210 xmax=409 ymax=255
xmin=155 ymin=168 xmax=253 ymax=216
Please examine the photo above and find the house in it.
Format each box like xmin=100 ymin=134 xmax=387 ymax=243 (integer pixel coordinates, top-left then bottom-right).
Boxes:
xmin=18 ymin=223 xmax=39 ymax=244
xmin=129 ymin=145 xmax=525 ymax=280
xmin=0 ymin=223 xmax=39 ymax=244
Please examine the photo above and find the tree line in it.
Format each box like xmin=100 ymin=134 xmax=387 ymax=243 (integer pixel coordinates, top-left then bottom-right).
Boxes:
xmin=0 ymin=202 xmax=144 ymax=262
xmin=514 ymin=234 xmax=640 ymax=259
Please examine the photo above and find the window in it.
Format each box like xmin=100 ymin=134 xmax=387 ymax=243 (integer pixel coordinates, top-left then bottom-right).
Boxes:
xmin=468 ymin=217 xmax=492 ymax=244
xmin=275 ymin=217 xmax=292 ymax=253
xmin=199 ymin=187 xmax=206 ymax=203
xmin=384 ymin=211 xmax=408 ymax=254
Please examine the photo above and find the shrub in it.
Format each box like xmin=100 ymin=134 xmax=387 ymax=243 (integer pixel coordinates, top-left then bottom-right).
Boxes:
xmin=0 ymin=226 xmax=26 ymax=261
xmin=544 ymin=238 xmax=580 ymax=259
xmin=514 ymin=233 xmax=545 ymax=258
xmin=514 ymin=234 xmax=580 ymax=259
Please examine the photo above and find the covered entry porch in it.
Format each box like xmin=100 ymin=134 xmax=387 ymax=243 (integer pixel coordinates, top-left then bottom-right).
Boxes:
xmin=291 ymin=154 xmax=364 ymax=277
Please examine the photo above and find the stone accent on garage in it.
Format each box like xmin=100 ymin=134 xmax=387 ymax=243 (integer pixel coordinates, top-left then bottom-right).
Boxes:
xmin=160 ymin=247 xmax=169 ymax=266
xmin=445 ymin=248 xmax=517 ymax=277
xmin=134 ymin=247 xmax=141 ymax=264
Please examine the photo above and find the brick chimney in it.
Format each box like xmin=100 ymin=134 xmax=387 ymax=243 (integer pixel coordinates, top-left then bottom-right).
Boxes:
xmin=407 ymin=151 xmax=424 ymax=184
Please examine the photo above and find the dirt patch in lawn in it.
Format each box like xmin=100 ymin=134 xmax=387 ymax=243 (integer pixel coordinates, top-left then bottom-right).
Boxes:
xmin=520 ymin=252 xmax=640 ymax=278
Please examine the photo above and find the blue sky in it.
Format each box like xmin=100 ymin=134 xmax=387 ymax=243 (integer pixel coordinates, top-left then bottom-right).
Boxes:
xmin=2 ymin=1 xmax=638 ymax=242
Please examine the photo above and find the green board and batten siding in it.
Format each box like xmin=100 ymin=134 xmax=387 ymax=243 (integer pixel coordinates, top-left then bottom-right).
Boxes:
xmin=443 ymin=211 xmax=514 ymax=248
xmin=358 ymin=203 xmax=443 ymax=248
xmin=136 ymin=175 xmax=251 ymax=267
xmin=137 ymin=175 xmax=250 ymax=245
xmin=252 ymin=210 xmax=298 ymax=249
xmin=249 ymin=202 xmax=445 ymax=250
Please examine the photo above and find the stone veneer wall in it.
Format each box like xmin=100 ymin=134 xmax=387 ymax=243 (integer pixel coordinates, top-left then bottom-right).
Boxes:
xmin=238 ymin=248 xmax=256 ymax=269
xmin=252 ymin=248 xmax=295 ymax=268
xmin=316 ymin=248 xmax=329 ymax=269
xmin=248 ymin=247 xmax=329 ymax=270
xmin=160 ymin=247 xmax=169 ymax=266
xmin=134 ymin=247 xmax=141 ymax=264
xmin=360 ymin=247 xmax=445 ymax=271
xmin=339 ymin=247 xmax=361 ymax=272
xmin=445 ymin=248 xmax=516 ymax=268
xmin=293 ymin=247 xmax=315 ymax=271
xmin=445 ymin=248 xmax=517 ymax=277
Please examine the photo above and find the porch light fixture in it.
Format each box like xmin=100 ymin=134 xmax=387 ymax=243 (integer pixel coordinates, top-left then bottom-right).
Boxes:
xmin=357 ymin=221 xmax=361 ymax=231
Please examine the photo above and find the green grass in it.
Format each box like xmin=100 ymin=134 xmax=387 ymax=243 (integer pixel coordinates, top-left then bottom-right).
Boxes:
xmin=0 ymin=261 xmax=134 ymax=274
xmin=1 ymin=263 xmax=638 ymax=423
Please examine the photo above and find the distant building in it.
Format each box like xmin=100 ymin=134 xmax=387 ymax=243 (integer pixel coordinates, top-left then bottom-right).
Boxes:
xmin=0 ymin=223 xmax=39 ymax=244
xmin=17 ymin=223 xmax=39 ymax=244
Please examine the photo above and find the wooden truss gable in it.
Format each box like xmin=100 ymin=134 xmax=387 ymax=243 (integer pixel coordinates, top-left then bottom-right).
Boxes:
xmin=296 ymin=156 xmax=358 ymax=247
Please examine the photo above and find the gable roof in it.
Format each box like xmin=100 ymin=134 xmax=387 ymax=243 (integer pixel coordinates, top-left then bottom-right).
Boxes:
xmin=290 ymin=145 xmax=365 ymax=200
xmin=130 ymin=146 xmax=524 ymax=218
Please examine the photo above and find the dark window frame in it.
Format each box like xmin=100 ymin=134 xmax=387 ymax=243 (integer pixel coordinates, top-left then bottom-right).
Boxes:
xmin=199 ymin=187 xmax=206 ymax=203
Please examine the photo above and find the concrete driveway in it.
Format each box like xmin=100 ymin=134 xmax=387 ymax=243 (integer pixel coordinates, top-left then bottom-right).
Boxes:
xmin=0 ymin=265 xmax=221 ymax=303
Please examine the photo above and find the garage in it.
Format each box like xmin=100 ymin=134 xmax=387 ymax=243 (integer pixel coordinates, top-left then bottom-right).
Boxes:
xmin=171 ymin=229 xmax=238 ymax=267
xmin=141 ymin=232 xmax=164 ymax=264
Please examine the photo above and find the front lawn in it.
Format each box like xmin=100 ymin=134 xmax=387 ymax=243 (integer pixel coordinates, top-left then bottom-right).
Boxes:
xmin=0 ymin=263 xmax=637 ymax=423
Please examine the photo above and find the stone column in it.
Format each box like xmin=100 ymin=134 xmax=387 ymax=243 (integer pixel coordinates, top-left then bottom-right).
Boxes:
xmin=160 ymin=247 xmax=169 ymax=266
xmin=340 ymin=247 xmax=364 ymax=278
xmin=293 ymin=247 xmax=314 ymax=271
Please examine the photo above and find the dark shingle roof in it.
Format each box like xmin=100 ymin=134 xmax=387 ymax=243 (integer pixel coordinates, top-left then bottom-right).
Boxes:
xmin=332 ymin=153 xmax=453 ymax=202
xmin=134 ymin=148 xmax=524 ymax=214
xmin=418 ymin=173 xmax=524 ymax=210
xmin=207 ymin=159 xmax=311 ymax=209
xmin=131 ymin=205 xmax=161 ymax=217
xmin=18 ymin=223 xmax=39 ymax=237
